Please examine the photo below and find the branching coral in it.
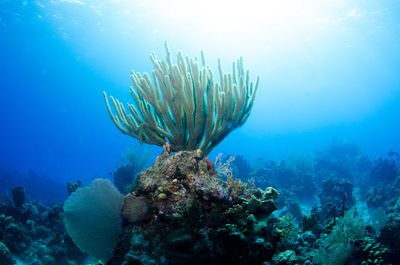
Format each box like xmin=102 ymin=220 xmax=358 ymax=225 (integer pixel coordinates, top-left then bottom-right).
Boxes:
xmin=104 ymin=43 xmax=259 ymax=155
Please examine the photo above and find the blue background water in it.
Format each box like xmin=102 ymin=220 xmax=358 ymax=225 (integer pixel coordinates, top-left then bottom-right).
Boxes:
xmin=1 ymin=0 xmax=399 ymax=203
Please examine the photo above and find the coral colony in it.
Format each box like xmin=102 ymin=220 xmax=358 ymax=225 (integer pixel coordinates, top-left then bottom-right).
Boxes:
xmin=103 ymin=43 xmax=258 ymax=156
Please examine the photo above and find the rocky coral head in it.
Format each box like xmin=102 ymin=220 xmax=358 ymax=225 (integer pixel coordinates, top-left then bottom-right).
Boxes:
xmin=123 ymin=151 xmax=231 ymax=223
xmin=112 ymin=150 xmax=281 ymax=265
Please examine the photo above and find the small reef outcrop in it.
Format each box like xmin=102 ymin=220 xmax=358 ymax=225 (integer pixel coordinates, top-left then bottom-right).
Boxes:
xmin=107 ymin=150 xmax=280 ymax=265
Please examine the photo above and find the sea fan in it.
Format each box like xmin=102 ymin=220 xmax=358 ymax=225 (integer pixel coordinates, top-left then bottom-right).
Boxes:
xmin=63 ymin=178 xmax=123 ymax=262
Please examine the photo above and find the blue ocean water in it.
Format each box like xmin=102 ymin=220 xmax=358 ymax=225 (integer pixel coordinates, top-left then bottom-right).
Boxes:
xmin=2 ymin=0 xmax=399 ymax=194
xmin=0 ymin=1 xmax=400 ymax=264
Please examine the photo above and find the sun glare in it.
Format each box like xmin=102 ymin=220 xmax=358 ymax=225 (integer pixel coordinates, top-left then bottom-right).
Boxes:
xmin=40 ymin=0 xmax=359 ymax=62
xmin=130 ymin=0 xmax=333 ymax=57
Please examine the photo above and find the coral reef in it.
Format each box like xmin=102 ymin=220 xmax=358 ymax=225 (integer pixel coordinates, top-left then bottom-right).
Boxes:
xmin=100 ymin=143 xmax=400 ymax=265
xmin=97 ymin=143 xmax=400 ymax=265
xmin=106 ymin=150 xmax=279 ymax=265
xmin=2 ymin=139 xmax=393 ymax=265
xmin=0 ymin=197 xmax=86 ymax=265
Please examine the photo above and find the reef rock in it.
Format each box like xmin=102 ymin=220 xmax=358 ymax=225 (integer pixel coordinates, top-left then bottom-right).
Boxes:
xmin=109 ymin=151 xmax=280 ymax=265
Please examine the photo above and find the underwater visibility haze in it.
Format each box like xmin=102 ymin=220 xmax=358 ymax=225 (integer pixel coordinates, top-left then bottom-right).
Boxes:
xmin=1 ymin=0 xmax=400 ymax=264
